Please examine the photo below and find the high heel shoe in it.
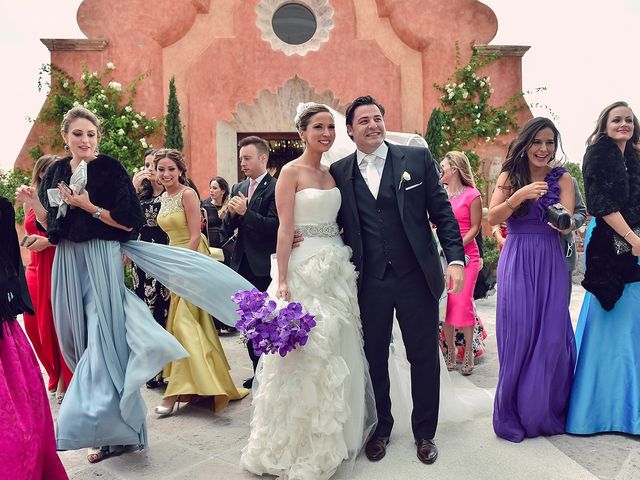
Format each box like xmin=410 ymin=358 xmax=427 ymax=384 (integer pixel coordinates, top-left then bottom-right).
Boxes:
xmin=56 ymin=390 xmax=65 ymax=405
xmin=154 ymin=396 xmax=182 ymax=417
xmin=445 ymin=347 xmax=456 ymax=371
xmin=461 ymin=349 xmax=474 ymax=376
xmin=154 ymin=402 xmax=177 ymax=417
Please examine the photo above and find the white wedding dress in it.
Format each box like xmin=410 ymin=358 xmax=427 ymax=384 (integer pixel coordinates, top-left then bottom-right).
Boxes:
xmin=240 ymin=188 xmax=377 ymax=480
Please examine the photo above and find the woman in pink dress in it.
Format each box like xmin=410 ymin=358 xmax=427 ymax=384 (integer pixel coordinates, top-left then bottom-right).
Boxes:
xmin=22 ymin=154 xmax=72 ymax=402
xmin=439 ymin=151 xmax=482 ymax=375
xmin=0 ymin=194 xmax=68 ymax=479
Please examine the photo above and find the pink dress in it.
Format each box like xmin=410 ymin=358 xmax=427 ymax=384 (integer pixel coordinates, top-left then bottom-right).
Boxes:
xmin=444 ymin=186 xmax=481 ymax=327
xmin=0 ymin=321 xmax=68 ymax=479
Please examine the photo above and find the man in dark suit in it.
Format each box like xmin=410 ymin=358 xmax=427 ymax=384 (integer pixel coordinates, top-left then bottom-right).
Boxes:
xmin=222 ymin=136 xmax=278 ymax=387
xmin=329 ymin=96 xmax=465 ymax=465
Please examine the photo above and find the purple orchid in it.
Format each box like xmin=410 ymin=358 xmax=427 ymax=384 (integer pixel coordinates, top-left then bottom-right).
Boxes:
xmin=231 ymin=288 xmax=317 ymax=357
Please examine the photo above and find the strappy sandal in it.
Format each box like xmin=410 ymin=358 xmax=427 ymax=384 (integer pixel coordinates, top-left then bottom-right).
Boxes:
xmin=87 ymin=448 xmax=108 ymax=464
xmin=445 ymin=347 xmax=456 ymax=371
xmin=55 ymin=391 xmax=65 ymax=404
xmin=461 ymin=349 xmax=474 ymax=376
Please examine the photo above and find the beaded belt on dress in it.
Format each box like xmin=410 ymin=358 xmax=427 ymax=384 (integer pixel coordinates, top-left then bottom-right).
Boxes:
xmin=294 ymin=223 xmax=340 ymax=238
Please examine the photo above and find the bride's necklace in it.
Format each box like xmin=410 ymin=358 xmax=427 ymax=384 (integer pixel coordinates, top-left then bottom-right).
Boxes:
xmin=447 ymin=185 xmax=467 ymax=199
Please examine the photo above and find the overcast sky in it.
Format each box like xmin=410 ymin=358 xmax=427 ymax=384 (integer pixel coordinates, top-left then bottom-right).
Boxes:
xmin=2 ymin=0 xmax=639 ymax=170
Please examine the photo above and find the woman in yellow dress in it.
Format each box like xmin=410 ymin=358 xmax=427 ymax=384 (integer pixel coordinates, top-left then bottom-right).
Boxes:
xmin=152 ymin=149 xmax=249 ymax=415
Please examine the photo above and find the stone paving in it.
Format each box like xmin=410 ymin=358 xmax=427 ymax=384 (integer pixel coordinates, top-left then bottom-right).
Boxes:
xmin=48 ymin=282 xmax=640 ymax=480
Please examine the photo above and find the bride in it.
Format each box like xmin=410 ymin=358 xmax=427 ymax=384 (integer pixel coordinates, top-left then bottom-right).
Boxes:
xmin=240 ymin=103 xmax=376 ymax=479
xmin=240 ymin=103 xmax=493 ymax=479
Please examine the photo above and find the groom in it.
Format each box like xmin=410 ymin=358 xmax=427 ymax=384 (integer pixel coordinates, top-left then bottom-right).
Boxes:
xmin=329 ymin=96 xmax=465 ymax=464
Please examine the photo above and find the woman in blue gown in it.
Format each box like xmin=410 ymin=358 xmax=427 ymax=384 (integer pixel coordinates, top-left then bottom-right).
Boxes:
xmin=567 ymin=101 xmax=640 ymax=434
xmin=16 ymin=107 xmax=253 ymax=463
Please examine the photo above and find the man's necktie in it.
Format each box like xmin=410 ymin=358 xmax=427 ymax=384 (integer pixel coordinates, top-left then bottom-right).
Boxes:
xmin=247 ymin=178 xmax=258 ymax=202
xmin=363 ymin=154 xmax=380 ymax=199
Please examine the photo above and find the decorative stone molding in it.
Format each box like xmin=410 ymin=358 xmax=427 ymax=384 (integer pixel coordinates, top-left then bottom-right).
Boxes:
xmin=231 ymin=76 xmax=346 ymax=131
xmin=40 ymin=38 xmax=108 ymax=52
xmin=256 ymin=0 xmax=334 ymax=56
xmin=474 ymin=44 xmax=530 ymax=57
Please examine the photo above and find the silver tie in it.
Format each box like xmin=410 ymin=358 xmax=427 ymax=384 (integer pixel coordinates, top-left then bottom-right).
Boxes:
xmin=364 ymin=154 xmax=380 ymax=199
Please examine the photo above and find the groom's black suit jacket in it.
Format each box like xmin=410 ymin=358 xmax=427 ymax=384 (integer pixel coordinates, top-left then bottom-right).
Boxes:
xmin=329 ymin=142 xmax=464 ymax=300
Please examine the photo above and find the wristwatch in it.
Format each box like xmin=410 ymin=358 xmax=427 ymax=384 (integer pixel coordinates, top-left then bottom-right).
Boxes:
xmin=92 ymin=207 xmax=104 ymax=219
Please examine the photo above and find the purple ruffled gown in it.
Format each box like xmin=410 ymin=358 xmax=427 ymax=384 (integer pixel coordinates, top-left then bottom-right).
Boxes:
xmin=493 ymin=167 xmax=576 ymax=442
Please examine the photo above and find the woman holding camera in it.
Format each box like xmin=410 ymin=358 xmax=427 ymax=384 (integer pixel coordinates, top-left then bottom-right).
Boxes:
xmin=488 ymin=117 xmax=576 ymax=442
xmin=567 ymin=101 xmax=640 ymax=434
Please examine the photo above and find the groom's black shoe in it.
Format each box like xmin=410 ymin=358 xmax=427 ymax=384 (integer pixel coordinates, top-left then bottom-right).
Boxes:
xmin=416 ymin=438 xmax=438 ymax=464
xmin=365 ymin=436 xmax=389 ymax=461
xmin=242 ymin=377 xmax=253 ymax=389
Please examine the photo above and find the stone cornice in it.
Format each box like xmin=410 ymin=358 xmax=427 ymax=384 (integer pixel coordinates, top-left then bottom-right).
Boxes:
xmin=40 ymin=39 xmax=108 ymax=52
xmin=474 ymin=44 xmax=530 ymax=57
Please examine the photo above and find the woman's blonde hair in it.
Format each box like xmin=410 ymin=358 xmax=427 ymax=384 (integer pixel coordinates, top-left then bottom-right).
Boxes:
xmin=443 ymin=151 xmax=476 ymax=188
xmin=31 ymin=154 xmax=57 ymax=190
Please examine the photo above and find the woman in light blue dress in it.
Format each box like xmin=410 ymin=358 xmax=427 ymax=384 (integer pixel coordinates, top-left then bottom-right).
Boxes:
xmin=566 ymin=101 xmax=640 ymax=434
xmin=17 ymin=107 xmax=253 ymax=463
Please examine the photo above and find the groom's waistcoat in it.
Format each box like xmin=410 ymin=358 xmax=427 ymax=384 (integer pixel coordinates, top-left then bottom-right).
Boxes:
xmin=354 ymin=158 xmax=417 ymax=280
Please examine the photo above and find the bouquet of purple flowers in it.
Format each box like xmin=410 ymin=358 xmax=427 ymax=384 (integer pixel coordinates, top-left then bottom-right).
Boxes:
xmin=231 ymin=288 xmax=317 ymax=357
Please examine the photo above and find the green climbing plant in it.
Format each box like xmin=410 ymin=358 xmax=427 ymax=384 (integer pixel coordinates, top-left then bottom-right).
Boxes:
xmin=31 ymin=62 xmax=161 ymax=174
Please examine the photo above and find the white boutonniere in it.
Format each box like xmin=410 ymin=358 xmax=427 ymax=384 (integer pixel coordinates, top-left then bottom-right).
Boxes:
xmin=398 ymin=171 xmax=411 ymax=189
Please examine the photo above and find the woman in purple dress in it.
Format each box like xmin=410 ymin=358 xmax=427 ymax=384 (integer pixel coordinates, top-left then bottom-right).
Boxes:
xmin=488 ymin=117 xmax=576 ymax=442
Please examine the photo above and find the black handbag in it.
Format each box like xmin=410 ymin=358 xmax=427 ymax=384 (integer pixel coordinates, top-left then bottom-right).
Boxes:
xmin=221 ymin=235 xmax=237 ymax=258
xmin=612 ymin=226 xmax=640 ymax=255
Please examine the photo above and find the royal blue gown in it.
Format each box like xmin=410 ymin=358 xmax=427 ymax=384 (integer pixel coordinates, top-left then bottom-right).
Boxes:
xmin=566 ymin=219 xmax=640 ymax=434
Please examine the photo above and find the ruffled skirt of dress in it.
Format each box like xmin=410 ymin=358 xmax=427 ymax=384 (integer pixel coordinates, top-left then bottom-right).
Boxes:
xmin=240 ymin=242 xmax=376 ymax=480
xmin=0 ymin=321 xmax=67 ymax=479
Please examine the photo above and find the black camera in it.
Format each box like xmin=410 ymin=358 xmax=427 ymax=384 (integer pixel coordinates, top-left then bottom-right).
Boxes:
xmin=545 ymin=203 xmax=572 ymax=230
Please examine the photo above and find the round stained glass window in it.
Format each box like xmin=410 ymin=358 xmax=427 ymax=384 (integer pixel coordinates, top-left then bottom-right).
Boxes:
xmin=272 ymin=3 xmax=317 ymax=45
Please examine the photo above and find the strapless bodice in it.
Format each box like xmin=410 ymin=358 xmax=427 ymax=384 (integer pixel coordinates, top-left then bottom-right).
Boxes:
xmin=293 ymin=188 xmax=341 ymax=227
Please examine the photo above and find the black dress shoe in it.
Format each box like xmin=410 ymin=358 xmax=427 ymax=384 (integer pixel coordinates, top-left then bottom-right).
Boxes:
xmin=416 ymin=438 xmax=438 ymax=464
xmin=365 ymin=436 xmax=389 ymax=461
xmin=242 ymin=377 xmax=254 ymax=389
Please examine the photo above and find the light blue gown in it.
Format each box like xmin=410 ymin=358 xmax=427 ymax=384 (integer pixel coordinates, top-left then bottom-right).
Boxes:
xmin=566 ymin=219 xmax=640 ymax=434
xmin=53 ymin=239 xmax=253 ymax=451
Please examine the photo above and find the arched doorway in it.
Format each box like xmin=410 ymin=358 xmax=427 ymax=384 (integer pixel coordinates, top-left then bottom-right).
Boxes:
xmin=216 ymin=76 xmax=348 ymax=184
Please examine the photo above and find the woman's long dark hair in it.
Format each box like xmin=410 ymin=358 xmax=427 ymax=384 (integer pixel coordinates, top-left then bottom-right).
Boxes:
xmin=137 ymin=148 xmax=158 ymax=201
xmin=0 ymin=196 xmax=33 ymax=336
xmin=209 ymin=176 xmax=230 ymax=205
xmin=587 ymin=101 xmax=640 ymax=148
xmin=154 ymin=149 xmax=200 ymax=198
xmin=500 ymin=117 xmax=563 ymax=216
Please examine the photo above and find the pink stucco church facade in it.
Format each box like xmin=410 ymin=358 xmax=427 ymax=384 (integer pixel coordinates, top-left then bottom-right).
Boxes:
xmin=15 ymin=0 xmax=531 ymax=194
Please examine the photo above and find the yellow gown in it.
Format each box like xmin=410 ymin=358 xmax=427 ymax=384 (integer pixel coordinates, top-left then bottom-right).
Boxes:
xmin=157 ymin=188 xmax=249 ymax=411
